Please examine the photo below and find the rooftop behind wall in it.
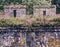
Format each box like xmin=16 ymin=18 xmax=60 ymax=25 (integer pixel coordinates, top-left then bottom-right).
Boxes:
xmin=4 ymin=5 xmax=26 ymax=9
xmin=33 ymin=5 xmax=56 ymax=8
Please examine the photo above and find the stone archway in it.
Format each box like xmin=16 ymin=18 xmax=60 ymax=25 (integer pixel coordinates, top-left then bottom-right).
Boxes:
xmin=13 ymin=10 xmax=16 ymax=17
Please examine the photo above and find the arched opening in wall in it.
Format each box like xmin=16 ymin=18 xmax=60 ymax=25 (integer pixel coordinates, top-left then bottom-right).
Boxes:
xmin=13 ymin=10 xmax=16 ymax=17
xmin=43 ymin=11 xmax=46 ymax=16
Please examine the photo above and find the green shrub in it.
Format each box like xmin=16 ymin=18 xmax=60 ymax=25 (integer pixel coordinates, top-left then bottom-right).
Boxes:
xmin=0 ymin=18 xmax=28 ymax=27
xmin=34 ymin=16 xmax=41 ymax=21
xmin=0 ymin=16 xmax=60 ymax=27
xmin=50 ymin=18 xmax=60 ymax=22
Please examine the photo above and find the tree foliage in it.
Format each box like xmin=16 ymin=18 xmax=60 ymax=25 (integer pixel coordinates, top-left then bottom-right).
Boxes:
xmin=0 ymin=0 xmax=22 ymax=5
xmin=0 ymin=0 xmax=60 ymax=13
xmin=52 ymin=0 xmax=60 ymax=13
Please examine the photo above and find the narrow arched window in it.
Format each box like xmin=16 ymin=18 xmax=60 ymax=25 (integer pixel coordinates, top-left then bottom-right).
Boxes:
xmin=43 ymin=11 xmax=46 ymax=16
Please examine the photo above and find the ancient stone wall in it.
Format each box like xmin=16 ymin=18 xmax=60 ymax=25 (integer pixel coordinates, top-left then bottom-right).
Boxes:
xmin=33 ymin=5 xmax=56 ymax=17
xmin=3 ymin=5 xmax=57 ymax=18
xmin=4 ymin=5 xmax=26 ymax=18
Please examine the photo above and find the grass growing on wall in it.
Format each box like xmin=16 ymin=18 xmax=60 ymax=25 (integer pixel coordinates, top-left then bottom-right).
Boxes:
xmin=0 ymin=17 xmax=28 ymax=27
xmin=0 ymin=16 xmax=60 ymax=27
